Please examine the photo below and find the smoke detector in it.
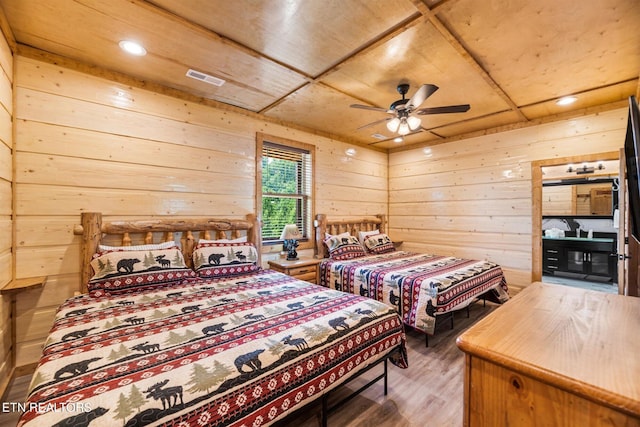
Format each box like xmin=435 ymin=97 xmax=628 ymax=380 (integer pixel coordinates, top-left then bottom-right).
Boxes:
xmin=186 ymin=69 xmax=225 ymax=87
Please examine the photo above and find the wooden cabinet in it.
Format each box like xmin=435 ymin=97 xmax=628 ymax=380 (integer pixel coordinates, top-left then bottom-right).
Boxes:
xmin=590 ymin=187 xmax=613 ymax=215
xmin=267 ymin=258 xmax=321 ymax=284
xmin=457 ymin=282 xmax=640 ymax=427
xmin=543 ymin=237 xmax=616 ymax=281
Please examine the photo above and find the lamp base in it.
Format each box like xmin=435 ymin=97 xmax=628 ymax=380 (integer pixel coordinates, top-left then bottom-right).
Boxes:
xmin=286 ymin=248 xmax=298 ymax=261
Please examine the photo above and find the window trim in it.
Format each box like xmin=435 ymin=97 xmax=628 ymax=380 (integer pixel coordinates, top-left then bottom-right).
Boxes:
xmin=256 ymin=133 xmax=315 ymax=250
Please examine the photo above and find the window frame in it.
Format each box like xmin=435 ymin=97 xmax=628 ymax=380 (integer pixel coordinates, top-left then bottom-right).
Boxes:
xmin=256 ymin=133 xmax=315 ymax=249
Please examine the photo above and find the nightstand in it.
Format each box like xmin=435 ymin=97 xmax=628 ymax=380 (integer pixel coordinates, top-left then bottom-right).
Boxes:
xmin=267 ymin=258 xmax=322 ymax=284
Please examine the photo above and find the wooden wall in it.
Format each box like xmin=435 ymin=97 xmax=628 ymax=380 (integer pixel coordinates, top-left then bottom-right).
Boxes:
xmin=388 ymin=110 xmax=628 ymax=289
xmin=0 ymin=28 xmax=12 ymax=394
xmin=11 ymin=54 xmax=387 ymax=367
xmin=7 ymin=50 xmax=628 ymax=368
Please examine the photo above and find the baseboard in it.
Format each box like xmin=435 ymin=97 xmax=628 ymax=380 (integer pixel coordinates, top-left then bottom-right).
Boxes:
xmin=0 ymin=363 xmax=37 ymax=402
xmin=15 ymin=362 xmax=37 ymax=378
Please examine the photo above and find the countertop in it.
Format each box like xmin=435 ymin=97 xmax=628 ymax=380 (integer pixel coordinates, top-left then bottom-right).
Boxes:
xmin=542 ymin=236 xmax=614 ymax=243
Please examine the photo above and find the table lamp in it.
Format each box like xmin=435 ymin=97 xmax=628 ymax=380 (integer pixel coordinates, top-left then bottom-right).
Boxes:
xmin=280 ymin=224 xmax=301 ymax=260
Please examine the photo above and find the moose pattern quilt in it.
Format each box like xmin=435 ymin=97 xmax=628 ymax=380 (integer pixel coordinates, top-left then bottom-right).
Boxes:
xmin=319 ymin=251 xmax=509 ymax=335
xmin=18 ymin=271 xmax=407 ymax=427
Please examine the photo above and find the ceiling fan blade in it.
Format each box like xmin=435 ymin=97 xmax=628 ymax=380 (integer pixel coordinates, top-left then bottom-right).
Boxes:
xmin=416 ymin=104 xmax=471 ymax=115
xmin=357 ymin=117 xmax=391 ymax=130
xmin=350 ymin=104 xmax=391 ymax=113
xmin=405 ymin=84 xmax=439 ymax=111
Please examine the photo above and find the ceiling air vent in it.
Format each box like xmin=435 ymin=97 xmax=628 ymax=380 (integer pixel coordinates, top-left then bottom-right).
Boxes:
xmin=371 ymin=133 xmax=387 ymax=140
xmin=186 ymin=69 xmax=225 ymax=87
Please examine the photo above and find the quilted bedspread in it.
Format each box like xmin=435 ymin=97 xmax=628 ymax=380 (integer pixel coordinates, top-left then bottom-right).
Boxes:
xmin=18 ymin=270 xmax=407 ymax=427
xmin=319 ymin=251 xmax=509 ymax=335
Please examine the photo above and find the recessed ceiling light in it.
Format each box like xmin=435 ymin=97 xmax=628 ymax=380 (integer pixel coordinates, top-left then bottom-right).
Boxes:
xmin=119 ymin=40 xmax=147 ymax=56
xmin=393 ymin=137 xmax=403 ymax=143
xmin=556 ymin=96 xmax=577 ymax=106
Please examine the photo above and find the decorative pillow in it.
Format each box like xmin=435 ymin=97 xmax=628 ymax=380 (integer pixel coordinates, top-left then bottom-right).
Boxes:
xmin=193 ymin=242 xmax=260 ymax=278
xmin=324 ymin=231 xmax=351 ymax=240
xmin=324 ymin=234 xmax=366 ymax=260
xmin=357 ymin=229 xmax=379 ymax=245
xmin=363 ymin=233 xmax=395 ymax=254
xmin=98 ymin=241 xmax=177 ymax=252
xmin=88 ymin=246 xmax=195 ymax=295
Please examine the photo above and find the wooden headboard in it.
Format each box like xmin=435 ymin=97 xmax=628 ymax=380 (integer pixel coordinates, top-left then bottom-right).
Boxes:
xmin=73 ymin=212 xmax=261 ymax=294
xmin=314 ymin=213 xmax=386 ymax=258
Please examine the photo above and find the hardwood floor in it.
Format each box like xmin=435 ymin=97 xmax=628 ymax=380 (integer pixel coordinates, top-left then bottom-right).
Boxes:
xmin=0 ymin=301 xmax=499 ymax=427
xmin=0 ymin=374 xmax=30 ymax=427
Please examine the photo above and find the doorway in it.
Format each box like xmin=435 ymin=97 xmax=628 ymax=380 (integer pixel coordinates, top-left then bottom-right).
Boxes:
xmin=532 ymin=151 xmax=621 ymax=293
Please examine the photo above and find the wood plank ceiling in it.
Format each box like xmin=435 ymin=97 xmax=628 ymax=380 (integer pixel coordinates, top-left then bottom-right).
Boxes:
xmin=1 ymin=0 xmax=638 ymax=150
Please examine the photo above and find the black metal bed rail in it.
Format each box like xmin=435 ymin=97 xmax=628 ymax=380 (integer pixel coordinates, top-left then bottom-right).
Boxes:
xmin=319 ymin=355 xmax=389 ymax=427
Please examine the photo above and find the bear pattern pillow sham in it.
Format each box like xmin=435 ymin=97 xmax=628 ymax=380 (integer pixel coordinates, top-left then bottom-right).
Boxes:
xmin=193 ymin=242 xmax=260 ymax=278
xmin=88 ymin=246 xmax=195 ymax=295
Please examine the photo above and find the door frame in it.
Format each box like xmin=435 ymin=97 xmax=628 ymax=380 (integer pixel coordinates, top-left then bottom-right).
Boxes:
xmin=531 ymin=151 xmax=620 ymax=283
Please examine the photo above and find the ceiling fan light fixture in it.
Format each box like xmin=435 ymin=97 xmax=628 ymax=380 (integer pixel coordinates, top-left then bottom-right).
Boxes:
xmin=397 ymin=120 xmax=410 ymax=135
xmin=386 ymin=117 xmax=401 ymax=133
xmin=407 ymin=115 xmax=421 ymax=131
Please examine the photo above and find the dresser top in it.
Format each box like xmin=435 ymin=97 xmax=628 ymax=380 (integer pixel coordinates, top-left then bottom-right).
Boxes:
xmin=457 ymin=281 xmax=640 ymax=416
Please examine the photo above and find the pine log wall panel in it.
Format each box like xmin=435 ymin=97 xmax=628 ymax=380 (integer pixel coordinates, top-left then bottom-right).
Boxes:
xmin=389 ymin=109 xmax=627 ymax=289
xmin=315 ymin=144 xmax=387 ymax=217
xmin=0 ymin=28 xmax=12 ymax=395
xmin=12 ymin=55 xmax=387 ymax=366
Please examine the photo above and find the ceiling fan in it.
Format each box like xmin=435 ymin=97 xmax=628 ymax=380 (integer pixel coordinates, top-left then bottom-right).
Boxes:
xmin=350 ymin=83 xmax=471 ymax=136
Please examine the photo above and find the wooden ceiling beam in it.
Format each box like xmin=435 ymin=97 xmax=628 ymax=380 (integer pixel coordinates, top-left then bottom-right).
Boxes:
xmin=132 ymin=0 xmax=314 ymax=80
xmin=259 ymin=12 xmax=425 ymax=114
xmin=0 ymin=4 xmax=17 ymax=53
xmin=409 ymin=0 xmax=529 ymax=122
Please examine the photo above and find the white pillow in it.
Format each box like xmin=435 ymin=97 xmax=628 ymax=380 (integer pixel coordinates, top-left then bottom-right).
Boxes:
xmin=197 ymin=236 xmax=247 ymax=245
xmin=98 ymin=241 xmax=177 ymax=252
xmin=358 ymin=229 xmax=379 ymax=245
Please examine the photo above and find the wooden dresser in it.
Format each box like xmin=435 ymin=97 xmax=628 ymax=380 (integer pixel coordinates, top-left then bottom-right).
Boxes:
xmin=457 ymin=281 xmax=640 ymax=427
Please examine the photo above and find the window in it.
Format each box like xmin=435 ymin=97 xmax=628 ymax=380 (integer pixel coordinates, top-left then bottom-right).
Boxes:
xmin=257 ymin=134 xmax=313 ymax=242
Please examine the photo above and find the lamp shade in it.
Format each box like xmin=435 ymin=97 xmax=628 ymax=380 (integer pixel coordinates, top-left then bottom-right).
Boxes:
xmin=407 ymin=115 xmax=421 ymax=130
xmin=280 ymin=224 xmax=301 ymax=240
xmin=397 ymin=120 xmax=410 ymax=135
xmin=386 ymin=117 xmax=401 ymax=133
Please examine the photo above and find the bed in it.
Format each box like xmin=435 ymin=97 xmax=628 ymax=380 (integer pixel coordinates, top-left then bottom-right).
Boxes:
xmin=18 ymin=212 xmax=407 ymax=427
xmin=314 ymin=214 xmax=509 ymax=345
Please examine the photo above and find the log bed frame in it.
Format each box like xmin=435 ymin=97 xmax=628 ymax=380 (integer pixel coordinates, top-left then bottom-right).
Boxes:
xmin=73 ymin=212 xmax=261 ymax=294
xmin=314 ymin=213 xmax=386 ymax=259
xmin=313 ymin=212 xmax=470 ymax=347
xmin=71 ymin=211 xmax=397 ymax=426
